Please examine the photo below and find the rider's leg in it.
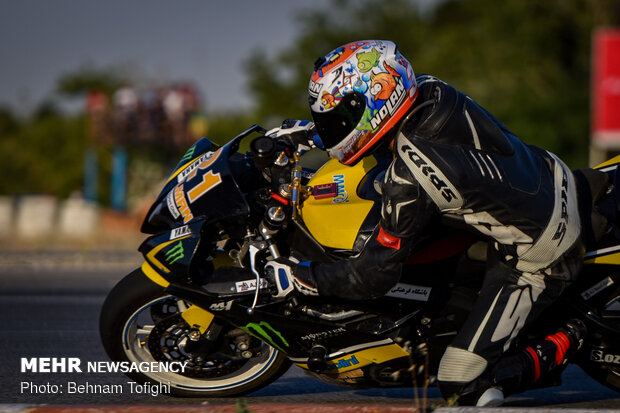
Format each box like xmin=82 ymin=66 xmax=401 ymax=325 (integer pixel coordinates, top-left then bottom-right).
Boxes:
xmin=437 ymin=244 xmax=583 ymax=405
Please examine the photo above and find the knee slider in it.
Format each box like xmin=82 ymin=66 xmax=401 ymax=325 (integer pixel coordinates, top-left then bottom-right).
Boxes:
xmin=438 ymin=346 xmax=489 ymax=384
xmin=437 ymin=346 xmax=489 ymax=403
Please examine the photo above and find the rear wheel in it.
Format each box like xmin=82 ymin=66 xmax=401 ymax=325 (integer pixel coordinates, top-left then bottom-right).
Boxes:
xmin=580 ymin=359 xmax=620 ymax=393
xmin=99 ymin=268 xmax=291 ymax=397
xmin=575 ymin=278 xmax=620 ymax=393
xmin=577 ymin=320 xmax=620 ymax=393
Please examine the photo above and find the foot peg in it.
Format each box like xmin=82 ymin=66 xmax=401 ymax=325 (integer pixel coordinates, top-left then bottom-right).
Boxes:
xmin=307 ymin=345 xmax=328 ymax=372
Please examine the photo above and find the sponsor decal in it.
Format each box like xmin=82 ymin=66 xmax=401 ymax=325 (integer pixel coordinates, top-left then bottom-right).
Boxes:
xmin=209 ymin=301 xmax=233 ymax=312
xmin=170 ymin=225 xmax=191 ymax=240
xmin=336 ymin=368 xmax=365 ymax=384
xmin=177 ymin=151 xmax=216 ymax=183
xmin=180 ymin=146 xmax=196 ymax=163
xmin=581 ymin=277 xmax=614 ymax=300
xmin=173 ymin=184 xmax=194 ymax=223
xmin=176 ymin=148 xmax=224 ymax=204
xmin=332 ymin=174 xmax=349 ymax=203
xmin=242 ymin=321 xmax=289 ymax=351
xmin=399 ymin=141 xmax=462 ymax=209
xmin=235 ymin=279 xmax=269 ymax=293
xmin=551 ymin=169 xmax=570 ymax=245
xmin=309 ymin=80 xmax=322 ymax=98
xmin=326 ymin=355 xmax=360 ymax=370
xmin=590 ymin=348 xmax=620 ymax=365
xmin=370 ymin=77 xmax=406 ymax=130
xmin=166 ymin=190 xmax=180 ymax=219
xmin=164 ymin=241 xmax=184 ymax=265
xmin=300 ymin=327 xmax=347 ymax=342
xmin=386 ymin=283 xmax=431 ymax=302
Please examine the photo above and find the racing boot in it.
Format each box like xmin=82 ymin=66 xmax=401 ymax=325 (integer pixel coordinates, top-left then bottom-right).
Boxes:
xmin=473 ymin=318 xmax=587 ymax=406
xmin=523 ymin=318 xmax=587 ymax=387
xmin=476 ymin=387 xmax=504 ymax=407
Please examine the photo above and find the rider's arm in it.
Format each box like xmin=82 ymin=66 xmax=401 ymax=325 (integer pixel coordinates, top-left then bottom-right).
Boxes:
xmin=295 ymin=156 xmax=439 ymax=299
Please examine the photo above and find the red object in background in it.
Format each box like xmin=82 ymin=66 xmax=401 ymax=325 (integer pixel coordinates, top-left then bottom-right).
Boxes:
xmin=592 ymin=29 xmax=620 ymax=148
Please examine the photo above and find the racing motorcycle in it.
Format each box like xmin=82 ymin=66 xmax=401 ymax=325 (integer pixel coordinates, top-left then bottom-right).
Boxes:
xmin=99 ymin=124 xmax=620 ymax=398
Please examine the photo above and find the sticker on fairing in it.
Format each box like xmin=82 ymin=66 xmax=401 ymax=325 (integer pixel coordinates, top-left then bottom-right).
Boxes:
xmin=167 ymin=190 xmax=180 ymax=219
xmin=177 ymin=151 xmax=216 ymax=183
xmin=235 ymin=279 xmax=269 ymax=293
xmin=590 ymin=348 xmax=620 ymax=365
xmin=385 ymin=283 xmax=431 ymax=301
xmin=332 ymin=174 xmax=349 ymax=203
xmin=209 ymin=301 xmax=233 ymax=312
xmin=581 ymin=277 xmax=614 ymax=300
xmin=174 ymin=184 xmax=194 ymax=223
xmin=170 ymin=225 xmax=191 ymax=240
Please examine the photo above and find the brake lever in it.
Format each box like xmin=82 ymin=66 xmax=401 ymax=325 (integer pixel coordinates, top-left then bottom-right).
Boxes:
xmin=247 ymin=244 xmax=262 ymax=314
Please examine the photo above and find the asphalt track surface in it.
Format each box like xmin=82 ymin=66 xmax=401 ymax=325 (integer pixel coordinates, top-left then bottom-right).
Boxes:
xmin=0 ymin=251 xmax=619 ymax=410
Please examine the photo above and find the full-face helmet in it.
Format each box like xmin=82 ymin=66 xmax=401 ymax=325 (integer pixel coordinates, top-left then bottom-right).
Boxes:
xmin=309 ymin=40 xmax=418 ymax=165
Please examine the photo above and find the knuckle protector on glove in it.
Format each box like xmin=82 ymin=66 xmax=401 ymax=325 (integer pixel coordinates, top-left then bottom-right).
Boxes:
xmin=265 ymin=261 xmax=295 ymax=298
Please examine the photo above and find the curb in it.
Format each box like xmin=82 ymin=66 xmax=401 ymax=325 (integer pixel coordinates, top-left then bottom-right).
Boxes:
xmin=0 ymin=405 xmax=419 ymax=413
xmin=1 ymin=405 xmax=620 ymax=413
xmin=435 ymin=409 xmax=620 ymax=413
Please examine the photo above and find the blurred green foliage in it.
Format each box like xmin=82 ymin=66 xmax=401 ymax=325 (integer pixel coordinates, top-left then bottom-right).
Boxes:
xmin=2 ymin=0 xmax=620 ymax=199
xmin=245 ymin=0 xmax=620 ymax=168
xmin=0 ymin=105 xmax=87 ymax=196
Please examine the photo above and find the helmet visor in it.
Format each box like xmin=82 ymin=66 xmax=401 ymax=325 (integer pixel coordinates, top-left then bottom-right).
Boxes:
xmin=311 ymin=92 xmax=366 ymax=150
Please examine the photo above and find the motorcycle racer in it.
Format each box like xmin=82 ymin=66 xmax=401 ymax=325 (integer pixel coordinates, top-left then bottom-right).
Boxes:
xmin=268 ymin=40 xmax=590 ymax=406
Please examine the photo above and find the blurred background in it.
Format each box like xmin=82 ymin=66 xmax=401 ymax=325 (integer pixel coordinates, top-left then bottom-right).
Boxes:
xmin=1 ymin=0 xmax=620 ymax=248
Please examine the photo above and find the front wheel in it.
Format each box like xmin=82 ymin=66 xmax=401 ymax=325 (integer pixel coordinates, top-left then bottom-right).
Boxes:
xmin=99 ymin=268 xmax=291 ymax=397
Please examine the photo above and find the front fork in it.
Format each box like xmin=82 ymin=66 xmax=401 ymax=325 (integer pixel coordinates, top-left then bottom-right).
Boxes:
xmin=141 ymin=260 xmax=273 ymax=362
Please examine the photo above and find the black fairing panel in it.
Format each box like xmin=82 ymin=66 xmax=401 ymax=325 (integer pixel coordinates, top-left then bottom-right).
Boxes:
xmin=139 ymin=219 xmax=207 ymax=283
xmin=141 ymin=137 xmax=251 ymax=234
xmin=142 ymin=138 xmax=217 ymax=233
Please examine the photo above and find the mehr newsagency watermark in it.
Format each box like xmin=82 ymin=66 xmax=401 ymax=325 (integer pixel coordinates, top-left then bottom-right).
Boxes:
xmin=19 ymin=357 xmax=187 ymax=396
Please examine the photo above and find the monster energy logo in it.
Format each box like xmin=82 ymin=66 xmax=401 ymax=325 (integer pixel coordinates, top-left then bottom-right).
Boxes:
xmin=165 ymin=241 xmax=185 ymax=265
xmin=181 ymin=146 xmax=196 ymax=163
xmin=242 ymin=321 xmax=289 ymax=352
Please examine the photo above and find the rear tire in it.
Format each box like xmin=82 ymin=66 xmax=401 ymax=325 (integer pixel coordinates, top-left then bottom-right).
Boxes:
xmin=99 ymin=268 xmax=291 ymax=397
xmin=580 ymin=361 xmax=620 ymax=393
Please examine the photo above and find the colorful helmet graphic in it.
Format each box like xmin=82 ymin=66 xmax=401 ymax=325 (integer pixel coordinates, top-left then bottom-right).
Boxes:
xmin=308 ymin=40 xmax=418 ymax=165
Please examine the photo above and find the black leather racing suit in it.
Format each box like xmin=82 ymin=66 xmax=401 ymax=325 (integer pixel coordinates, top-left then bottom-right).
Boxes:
xmin=295 ymin=75 xmax=583 ymax=401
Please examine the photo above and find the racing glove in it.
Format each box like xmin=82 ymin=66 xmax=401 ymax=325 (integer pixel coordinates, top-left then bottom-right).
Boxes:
xmin=264 ymin=258 xmax=319 ymax=298
xmin=266 ymin=119 xmax=320 ymax=154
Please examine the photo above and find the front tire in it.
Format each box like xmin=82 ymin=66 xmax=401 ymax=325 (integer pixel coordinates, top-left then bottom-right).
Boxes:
xmin=99 ymin=268 xmax=291 ymax=397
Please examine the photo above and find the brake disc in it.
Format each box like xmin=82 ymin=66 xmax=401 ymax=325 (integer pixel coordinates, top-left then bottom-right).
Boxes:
xmin=146 ymin=314 xmax=249 ymax=378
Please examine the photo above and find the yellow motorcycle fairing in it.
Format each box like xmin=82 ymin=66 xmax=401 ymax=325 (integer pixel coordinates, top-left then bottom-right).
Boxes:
xmin=292 ymin=341 xmax=410 ymax=375
xmin=593 ymin=154 xmax=620 ymax=170
xmin=301 ymin=156 xmax=379 ymax=250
